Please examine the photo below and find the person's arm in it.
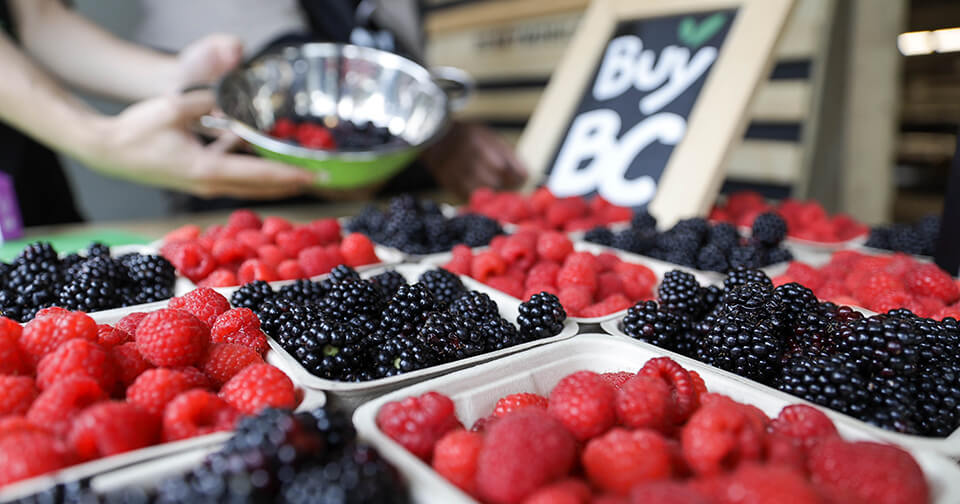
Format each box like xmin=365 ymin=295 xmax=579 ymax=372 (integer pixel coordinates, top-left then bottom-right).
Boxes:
xmin=10 ymin=0 xmax=237 ymax=102
xmin=0 ymin=30 xmax=315 ymax=199
xmin=421 ymin=122 xmax=528 ymax=198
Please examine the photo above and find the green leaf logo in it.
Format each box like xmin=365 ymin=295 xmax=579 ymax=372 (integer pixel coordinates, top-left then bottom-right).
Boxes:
xmin=678 ymin=13 xmax=728 ymax=49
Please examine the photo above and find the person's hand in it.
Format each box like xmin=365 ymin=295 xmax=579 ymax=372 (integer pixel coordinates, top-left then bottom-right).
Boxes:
xmin=82 ymin=91 xmax=316 ymax=199
xmin=421 ymin=122 xmax=527 ymax=198
xmin=172 ymin=34 xmax=244 ymax=92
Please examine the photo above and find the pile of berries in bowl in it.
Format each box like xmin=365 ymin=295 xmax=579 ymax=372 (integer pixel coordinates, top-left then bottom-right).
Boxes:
xmin=620 ymin=266 xmax=960 ymax=437
xmin=710 ymin=191 xmax=868 ymax=244
xmin=865 ymin=214 xmax=941 ymax=256
xmin=463 ymin=187 xmax=633 ymax=232
xmin=0 ymin=242 xmax=176 ymax=322
xmin=230 ymin=265 xmax=568 ymax=382
xmin=268 ymin=117 xmax=407 ymax=151
xmin=346 ymin=194 xmax=504 ymax=255
xmin=0 ymin=287 xmax=302 ymax=488
xmin=161 ymin=209 xmax=380 ymax=287
xmin=585 ymin=212 xmax=793 ymax=273
xmin=375 ymin=358 xmax=931 ymax=503
xmin=441 ymin=229 xmax=660 ymax=318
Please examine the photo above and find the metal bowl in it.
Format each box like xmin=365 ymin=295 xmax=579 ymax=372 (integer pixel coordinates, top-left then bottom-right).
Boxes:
xmin=202 ymin=43 xmax=471 ymax=188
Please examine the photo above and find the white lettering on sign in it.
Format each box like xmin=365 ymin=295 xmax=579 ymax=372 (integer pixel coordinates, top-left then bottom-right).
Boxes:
xmin=551 ymin=33 xmax=719 ymax=207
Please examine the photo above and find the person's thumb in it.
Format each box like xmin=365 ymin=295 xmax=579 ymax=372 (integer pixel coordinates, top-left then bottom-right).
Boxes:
xmin=180 ymin=34 xmax=244 ymax=85
xmin=167 ymin=91 xmax=216 ymax=126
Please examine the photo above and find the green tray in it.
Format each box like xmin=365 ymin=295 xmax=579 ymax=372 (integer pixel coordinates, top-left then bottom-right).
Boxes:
xmin=0 ymin=230 xmax=151 ymax=262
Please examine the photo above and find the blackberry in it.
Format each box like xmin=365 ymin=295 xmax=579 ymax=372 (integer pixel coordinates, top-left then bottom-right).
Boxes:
xmin=321 ymin=264 xmax=362 ymax=289
xmin=696 ymin=244 xmax=728 ymax=272
xmin=478 ymin=316 xmax=523 ymax=351
xmin=230 ymin=280 xmax=276 ymax=311
xmin=418 ymin=269 xmax=466 ymax=307
xmin=915 ymin=363 xmax=960 ymax=436
xmin=707 ymin=223 xmax=740 ymax=252
xmin=612 ymin=228 xmax=655 ymax=254
xmin=448 ymin=290 xmax=499 ymax=322
xmin=423 ymin=214 xmax=454 ymax=252
xmin=377 ymin=334 xmax=439 ymax=373
xmin=122 ymin=254 xmax=176 ymax=288
xmin=654 ymin=230 xmax=700 ymax=265
xmin=623 ymin=300 xmax=698 ymax=355
xmin=763 ymin=246 xmax=793 ymax=265
xmin=278 ymin=279 xmax=325 ymax=305
xmin=57 ymin=277 xmax=120 ymax=312
xmin=701 ymin=312 xmax=783 ymax=383
xmin=777 ymin=354 xmax=871 ymax=417
xmin=728 ymin=243 xmax=763 ymax=269
xmin=86 ymin=242 xmax=111 ymax=257
xmin=264 ymin=300 xmax=312 ymax=345
xmin=672 ymin=218 xmax=710 ymax=243
xmin=369 ymin=270 xmax=406 ymax=298
xmin=699 ymin=285 xmax=723 ymax=314
xmin=451 ymin=214 xmax=503 ymax=248
xmin=720 ymin=283 xmax=783 ymax=321
xmin=417 ymin=311 xmax=485 ymax=361
xmin=773 ymin=282 xmax=818 ymax=326
xmin=630 ymin=209 xmax=657 ymax=231
xmin=888 ymin=225 xmax=926 ymax=255
xmin=69 ymin=255 xmax=129 ymax=285
xmin=865 ymin=375 xmax=920 ymax=434
xmin=584 ymin=227 xmax=615 ymax=246
xmin=123 ymin=282 xmax=174 ymax=306
xmin=723 ymin=267 xmax=773 ymax=291
xmin=281 ymin=445 xmax=407 ymax=504
xmin=318 ymin=279 xmax=384 ymax=320
xmin=15 ymin=241 xmax=58 ymax=265
xmin=751 ymin=212 xmax=787 ymax=246
xmin=517 ymin=292 xmax=566 ymax=340
xmin=864 ymin=227 xmax=891 ymax=250
xmin=380 ymin=284 xmax=436 ymax=328
xmin=59 ymin=253 xmax=84 ymax=271
xmin=915 ymin=316 xmax=960 ymax=367
xmin=304 ymin=407 xmax=356 ymax=453
xmin=657 ymin=270 xmax=703 ymax=318
xmin=836 ymin=314 xmax=921 ymax=378
xmin=916 ymin=214 xmax=940 ymax=255
xmin=347 ymin=204 xmax=387 ymax=236
xmin=294 ymin=320 xmax=368 ymax=380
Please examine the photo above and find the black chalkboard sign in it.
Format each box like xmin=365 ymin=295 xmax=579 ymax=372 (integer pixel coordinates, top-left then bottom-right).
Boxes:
xmin=544 ymin=10 xmax=737 ymax=209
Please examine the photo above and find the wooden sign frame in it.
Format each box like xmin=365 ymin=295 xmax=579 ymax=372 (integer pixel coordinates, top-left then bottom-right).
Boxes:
xmin=516 ymin=0 xmax=796 ymax=227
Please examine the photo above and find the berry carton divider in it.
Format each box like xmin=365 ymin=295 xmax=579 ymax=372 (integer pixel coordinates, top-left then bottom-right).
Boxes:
xmin=419 ymin=241 xmax=723 ymax=326
xmin=598 ymin=318 xmax=960 ymax=460
xmin=217 ymin=263 xmax=578 ymax=413
xmin=353 ymin=334 xmax=960 ymax=504
xmin=0 ymin=307 xmax=328 ymax=503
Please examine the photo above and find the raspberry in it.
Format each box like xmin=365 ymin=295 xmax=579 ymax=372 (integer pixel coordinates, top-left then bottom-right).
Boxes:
xmin=583 ymin=428 xmax=673 ymax=495
xmin=115 ymin=312 xmax=148 ymax=339
xmin=768 ymin=405 xmax=838 ymax=451
xmin=558 ymin=286 xmax=593 ymax=316
xmin=0 ymin=375 xmax=37 ymax=416
xmin=276 ymin=227 xmax=320 ymax=258
xmin=681 ymin=395 xmax=765 ymax=475
xmin=445 ymin=245 xmax=473 ymax=276
xmin=256 ymin=244 xmax=287 ymax=267
xmin=905 ymin=263 xmax=959 ymax=304
xmin=556 ymin=261 xmax=598 ymax=295
xmin=600 ymin=371 xmax=635 ymax=390
xmin=712 ymin=464 xmax=822 ymax=504
xmin=236 ymin=229 xmax=269 ymax=249
xmin=688 ymin=370 xmax=708 ymax=401
xmin=276 ymin=259 xmax=305 ymax=280
xmin=432 ymin=429 xmax=484 ymax=496
xmin=523 ymin=479 xmax=591 ymax=504
xmin=638 ymin=357 xmax=699 ymax=423
xmin=808 ymin=438 xmax=928 ymax=504
xmin=853 ymin=272 xmax=904 ymax=307
xmin=616 ymin=263 xmax=657 ymax=301
xmin=324 ymin=244 xmax=346 ymax=268
xmin=763 ymin=433 xmax=806 ymax=472
xmin=173 ymin=365 xmax=212 ymax=389
xmin=27 ymin=376 xmax=107 ymax=437
xmin=0 ymin=416 xmax=46 ymax=439
xmin=526 ymin=261 xmax=560 ymax=288
xmin=615 ymin=375 xmax=674 ymax=432
xmin=309 ymin=218 xmax=341 ymax=244
xmin=163 ymin=224 xmax=201 ymax=244
xmin=581 ymin=294 xmax=632 ymax=318
xmin=596 ymin=272 xmax=624 ymax=300
xmin=529 ymin=187 xmax=557 ymax=214
xmin=36 ymin=339 xmax=117 ymax=392
xmin=162 ymin=389 xmax=240 ymax=442
xmin=167 ymin=287 xmax=231 ymax=328
xmin=377 ymin=391 xmax=462 ymax=461
xmin=547 ymin=370 xmax=616 ymax=441
xmin=237 ymin=259 xmax=278 ymax=284
xmin=868 ymin=291 xmax=913 ymax=313
xmin=298 ymin=245 xmax=336 ymax=277
xmin=0 ymin=430 xmax=72 ymax=487
xmin=0 ymin=318 xmax=28 ymax=375
xmin=201 ymin=343 xmax=263 ymax=387
xmin=629 ymin=481 xmax=711 ymax=504
xmin=226 ymin=209 xmax=262 ymax=230
xmin=476 ymin=409 xmax=577 ymax=504
xmin=135 ymin=309 xmax=209 ymax=367
xmin=126 ymin=368 xmax=196 ymax=416
xmin=486 ymin=275 xmax=525 ymax=299
xmin=340 ymin=232 xmax=379 ymax=267
xmin=197 ymin=269 xmax=239 ymax=288
xmin=472 ymin=251 xmax=507 ymax=283
xmin=211 ymin=238 xmax=254 ymax=265
xmin=68 ymin=401 xmax=159 ymax=460
xmin=501 ymin=233 xmax=538 ymax=270
xmin=219 ymin=363 xmax=297 ymax=414
xmin=96 ymin=324 xmax=127 ymax=348
xmin=261 ymin=216 xmax=293 ymax=241
xmin=162 ymin=242 xmax=215 ymax=283
xmin=210 ymin=307 xmax=269 ymax=355
xmin=20 ymin=310 xmax=97 ymax=360
xmin=493 ymin=393 xmax=549 ymax=418
xmin=110 ymin=342 xmax=153 ymax=386
xmin=546 ymin=199 xmax=587 ymax=229
xmin=784 ymin=262 xmax=824 ymax=291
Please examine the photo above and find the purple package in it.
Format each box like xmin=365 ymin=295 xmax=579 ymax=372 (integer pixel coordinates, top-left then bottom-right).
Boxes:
xmin=0 ymin=173 xmax=24 ymax=242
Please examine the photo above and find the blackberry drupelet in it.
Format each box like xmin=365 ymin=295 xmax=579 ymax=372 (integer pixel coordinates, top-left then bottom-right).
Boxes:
xmin=281 ymin=445 xmax=407 ymax=504
xmin=630 ymin=209 xmax=657 ymax=231
xmin=657 ymin=270 xmax=703 ymax=318
xmin=701 ymin=312 xmax=783 ymax=383
xmin=230 ymin=280 xmax=276 ymax=311
xmin=278 ymin=279 xmax=325 ymax=305
xmin=517 ymin=292 xmax=566 ymax=340
xmin=417 ymin=311 xmax=485 ymax=361
xmin=777 ymin=354 xmax=871 ymax=417
xmin=318 ymin=279 xmax=385 ymax=320
xmin=369 ymin=270 xmax=406 ymax=298
xmin=478 ymin=315 xmax=522 ymax=351
xmin=696 ymin=244 xmax=728 ymax=272
xmin=584 ymin=227 xmax=615 ymax=246
xmin=707 ymin=223 xmax=740 ymax=252
xmin=836 ymin=314 xmax=921 ymax=378
xmin=751 ymin=212 xmax=787 ymax=246
xmin=448 ymin=290 xmax=499 ymax=322
xmin=418 ymin=269 xmax=466 ymax=307
xmin=723 ymin=267 xmax=773 ymax=291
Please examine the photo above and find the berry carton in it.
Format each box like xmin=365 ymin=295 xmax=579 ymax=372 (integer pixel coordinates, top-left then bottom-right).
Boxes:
xmin=354 ymin=334 xmax=960 ymax=503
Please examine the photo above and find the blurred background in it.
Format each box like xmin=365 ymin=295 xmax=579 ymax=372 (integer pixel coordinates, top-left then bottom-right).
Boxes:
xmin=65 ymin=0 xmax=958 ymax=225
